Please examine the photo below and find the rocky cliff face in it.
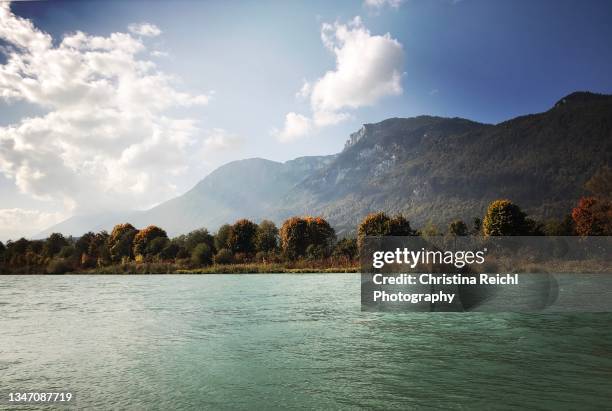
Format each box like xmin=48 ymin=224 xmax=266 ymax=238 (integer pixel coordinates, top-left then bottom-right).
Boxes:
xmin=41 ymin=92 xmax=612 ymax=237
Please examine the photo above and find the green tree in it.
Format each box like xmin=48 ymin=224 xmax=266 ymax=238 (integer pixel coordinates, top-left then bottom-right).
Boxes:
xmin=175 ymin=228 xmax=215 ymax=254
xmin=333 ymin=238 xmax=358 ymax=260
xmin=0 ymin=240 xmax=5 ymax=269
xmin=58 ymin=245 xmax=76 ymax=259
xmin=158 ymin=242 xmax=179 ymax=260
xmin=471 ymin=217 xmax=482 ymax=235
xmin=146 ymin=237 xmax=170 ymax=257
xmin=108 ymin=223 xmax=138 ymax=262
xmin=43 ymin=233 xmax=69 ymax=257
xmin=585 ymin=165 xmax=612 ymax=199
xmin=133 ymin=225 xmax=168 ymax=258
xmin=482 ymin=199 xmax=530 ymax=236
xmin=256 ymin=220 xmax=278 ymax=253
xmin=75 ymin=232 xmax=96 ymax=256
xmin=306 ymin=217 xmax=336 ymax=256
xmin=389 ymin=214 xmax=416 ymax=236
xmin=543 ymin=215 xmax=576 ymax=236
xmin=420 ymin=220 xmax=441 ymax=237
xmin=215 ymin=224 xmax=232 ymax=251
xmin=448 ymin=220 xmax=469 ymax=236
xmin=228 ymin=219 xmax=258 ymax=254
xmin=191 ymin=243 xmax=213 ymax=266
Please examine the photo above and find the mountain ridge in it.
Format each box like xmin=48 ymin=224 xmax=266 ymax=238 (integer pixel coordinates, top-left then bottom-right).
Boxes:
xmin=39 ymin=91 xmax=612 ymax=238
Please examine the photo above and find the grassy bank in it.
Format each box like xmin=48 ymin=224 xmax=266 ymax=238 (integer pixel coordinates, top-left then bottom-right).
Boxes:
xmin=77 ymin=262 xmax=359 ymax=274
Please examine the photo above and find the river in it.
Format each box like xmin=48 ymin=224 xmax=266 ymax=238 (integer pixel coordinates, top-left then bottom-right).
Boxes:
xmin=1 ymin=274 xmax=611 ymax=409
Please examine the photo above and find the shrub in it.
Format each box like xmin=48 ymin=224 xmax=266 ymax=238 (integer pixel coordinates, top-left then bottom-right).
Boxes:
xmin=46 ymin=258 xmax=71 ymax=274
xmin=214 ymin=248 xmax=233 ymax=265
xmin=58 ymin=245 xmax=76 ymax=259
xmin=333 ymin=238 xmax=358 ymax=260
xmin=191 ymin=243 xmax=213 ymax=266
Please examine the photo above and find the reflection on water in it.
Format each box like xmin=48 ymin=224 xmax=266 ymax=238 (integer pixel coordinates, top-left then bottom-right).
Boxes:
xmin=1 ymin=275 xmax=611 ymax=409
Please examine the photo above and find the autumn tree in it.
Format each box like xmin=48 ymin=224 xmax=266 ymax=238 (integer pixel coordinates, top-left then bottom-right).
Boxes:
xmin=571 ymin=166 xmax=612 ymax=236
xmin=279 ymin=217 xmax=309 ymax=260
xmin=280 ymin=216 xmax=336 ymax=260
xmin=133 ymin=225 xmax=168 ymax=258
xmin=108 ymin=223 xmax=138 ymax=262
xmin=571 ymin=197 xmax=612 ymax=236
xmin=357 ymin=212 xmax=416 ymax=247
xmin=228 ymin=219 xmax=258 ymax=254
xmin=482 ymin=200 xmax=531 ymax=236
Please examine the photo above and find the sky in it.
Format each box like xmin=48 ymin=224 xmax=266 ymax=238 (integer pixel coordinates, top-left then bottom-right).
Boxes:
xmin=1 ymin=0 xmax=612 ymax=240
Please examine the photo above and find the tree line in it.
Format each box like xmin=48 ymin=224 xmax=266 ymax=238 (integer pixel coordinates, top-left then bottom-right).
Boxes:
xmin=1 ymin=166 xmax=609 ymax=274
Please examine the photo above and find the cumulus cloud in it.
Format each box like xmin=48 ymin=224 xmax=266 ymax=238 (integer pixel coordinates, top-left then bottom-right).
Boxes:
xmin=0 ymin=2 xmax=212 ymax=232
xmin=0 ymin=208 xmax=66 ymax=241
xmin=128 ymin=23 xmax=162 ymax=37
xmin=273 ymin=112 xmax=312 ymax=142
xmin=364 ymin=0 xmax=404 ymax=9
xmin=275 ymin=17 xmax=403 ymax=142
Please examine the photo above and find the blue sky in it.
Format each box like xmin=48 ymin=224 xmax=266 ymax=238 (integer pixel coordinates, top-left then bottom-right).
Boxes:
xmin=1 ymin=0 xmax=612 ymax=239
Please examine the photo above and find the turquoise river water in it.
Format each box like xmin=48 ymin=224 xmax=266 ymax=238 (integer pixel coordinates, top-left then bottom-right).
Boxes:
xmin=1 ymin=274 xmax=612 ymax=410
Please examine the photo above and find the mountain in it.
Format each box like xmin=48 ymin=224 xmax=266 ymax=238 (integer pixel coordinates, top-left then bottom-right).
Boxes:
xmin=280 ymin=91 xmax=612 ymax=233
xmin=40 ymin=155 xmax=335 ymax=237
xmin=41 ymin=91 xmax=612 ymax=237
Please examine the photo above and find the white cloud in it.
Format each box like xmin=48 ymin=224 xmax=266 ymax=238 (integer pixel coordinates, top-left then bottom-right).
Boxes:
xmin=273 ymin=112 xmax=312 ymax=142
xmin=128 ymin=23 xmax=162 ymax=37
xmin=0 ymin=2 xmax=212 ymax=234
xmin=203 ymin=128 xmax=242 ymax=150
xmin=0 ymin=208 xmax=66 ymax=241
xmin=364 ymin=0 xmax=404 ymax=9
xmin=275 ymin=16 xmax=403 ymax=142
xmin=151 ymin=50 xmax=169 ymax=58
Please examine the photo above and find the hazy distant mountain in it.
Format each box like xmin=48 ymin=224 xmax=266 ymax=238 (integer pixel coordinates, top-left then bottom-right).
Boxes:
xmin=40 ymin=155 xmax=335 ymax=237
xmin=41 ymin=91 xmax=612 ymax=238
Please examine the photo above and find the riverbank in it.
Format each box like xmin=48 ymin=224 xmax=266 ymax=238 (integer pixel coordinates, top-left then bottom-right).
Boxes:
xmin=75 ymin=262 xmax=359 ymax=274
